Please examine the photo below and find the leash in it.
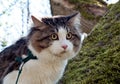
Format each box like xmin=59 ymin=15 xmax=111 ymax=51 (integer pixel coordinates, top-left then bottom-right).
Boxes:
xmin=15 ymin=49 xmax=37 ymax=84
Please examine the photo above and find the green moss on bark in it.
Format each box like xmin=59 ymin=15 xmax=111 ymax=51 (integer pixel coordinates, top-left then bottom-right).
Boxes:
xmin=68 ymin=0 xmax=106 ymax=20
xmin=61 ymin=1 xmax=120 ymax=84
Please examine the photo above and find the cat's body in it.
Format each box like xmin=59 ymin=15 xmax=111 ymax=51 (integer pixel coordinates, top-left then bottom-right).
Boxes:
xmin=0 ymin=12 xmax=84 ymax=84
xmin=3 ymin=45 xmax=68 ymax=84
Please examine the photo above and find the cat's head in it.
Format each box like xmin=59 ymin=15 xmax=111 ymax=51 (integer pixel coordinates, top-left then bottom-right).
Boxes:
xmin=28 ymin=12 xmax=83 ymax=60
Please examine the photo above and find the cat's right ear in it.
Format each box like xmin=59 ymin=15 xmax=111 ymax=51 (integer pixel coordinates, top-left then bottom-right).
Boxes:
xmin=31 ymin=15 xmax=43 ymax=27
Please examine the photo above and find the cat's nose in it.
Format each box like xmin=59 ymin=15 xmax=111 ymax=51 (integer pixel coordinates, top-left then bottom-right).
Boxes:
xmin=61 ymin=45 xmax=68 ymax=50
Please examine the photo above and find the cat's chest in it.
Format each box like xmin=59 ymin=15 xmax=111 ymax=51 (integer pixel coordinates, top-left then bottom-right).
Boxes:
xmin=21 ymin=59 xmax=67 ymax=83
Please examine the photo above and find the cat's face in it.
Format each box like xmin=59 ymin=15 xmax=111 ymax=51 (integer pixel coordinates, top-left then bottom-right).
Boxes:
xmin=28 ymin=13 xmax=82 ymax=59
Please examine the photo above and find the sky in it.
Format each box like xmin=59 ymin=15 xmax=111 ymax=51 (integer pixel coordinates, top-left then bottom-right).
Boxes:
xmin=104 ymin=0 xmax=119 ymax=4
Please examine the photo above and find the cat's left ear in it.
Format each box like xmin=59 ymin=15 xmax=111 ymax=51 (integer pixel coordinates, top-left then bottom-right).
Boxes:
xmin=31 ymin=15 xmax=43 ymax=27
xmin=67 ymin=12 xmax=81 ymax=29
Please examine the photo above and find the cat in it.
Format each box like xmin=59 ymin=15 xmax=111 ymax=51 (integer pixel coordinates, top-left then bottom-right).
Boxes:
xmin=0 ymin=12 xmax=84 ymax=84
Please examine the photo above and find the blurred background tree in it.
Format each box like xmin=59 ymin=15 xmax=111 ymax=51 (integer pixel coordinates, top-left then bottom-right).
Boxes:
xmin=0 ymin=0 xmax=51 ymax=51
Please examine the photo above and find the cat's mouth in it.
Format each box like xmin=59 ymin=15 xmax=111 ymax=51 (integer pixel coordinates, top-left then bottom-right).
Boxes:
xmin=54 ymin=50 xmax=68 ymax=57
xmin=60 ymin=50 xmax=66 ymax=54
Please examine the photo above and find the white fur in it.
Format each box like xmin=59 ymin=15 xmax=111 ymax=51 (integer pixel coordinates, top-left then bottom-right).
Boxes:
xmin=80 ymin=33 xmax=88 ymax=43
xmin=3 ymin=28 xmax=79 ymax=84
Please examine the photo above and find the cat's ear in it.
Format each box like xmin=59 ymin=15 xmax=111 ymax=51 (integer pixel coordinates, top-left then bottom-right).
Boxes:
xmin=67 ymin=12 xmax=81 ymax=28
xmin=31 ymin=15 xmax=43 ymax=27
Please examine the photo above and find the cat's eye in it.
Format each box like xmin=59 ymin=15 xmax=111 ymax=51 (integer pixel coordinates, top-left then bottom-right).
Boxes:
xmin=51 ymin=33 xmax=58 ymax=40
xmin=66 ymin=32 xmax=72 ymax=39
